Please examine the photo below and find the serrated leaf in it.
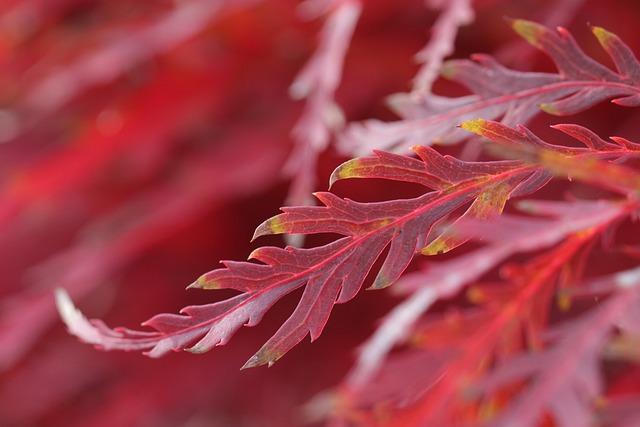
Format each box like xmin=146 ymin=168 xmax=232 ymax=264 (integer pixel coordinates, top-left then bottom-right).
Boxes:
xmin=59 ymin=121 xmax=640 ymax=369
xmin=461 ymin=119 xmax=640 ymax=194
xmin=340 ymin=20 xmax=640 ymax=154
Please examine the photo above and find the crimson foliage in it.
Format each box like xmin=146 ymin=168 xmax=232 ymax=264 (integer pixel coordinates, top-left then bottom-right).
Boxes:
xmin=3 ymin=1 xmax=640 ymax=426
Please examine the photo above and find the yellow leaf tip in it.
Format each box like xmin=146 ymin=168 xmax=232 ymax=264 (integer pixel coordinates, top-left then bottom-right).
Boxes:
xmin=186 ymin=345 xmax=208 ymax=354
xmin=539 ymin=102 xmax=559 ymax=115
xmin=591 ymin=26 xmax=614 ymax=46
xmin=460 ymin=119 xmax=487 ymax=135
xmin=511 ymin=19 xmax=545 ymax=48
xmin=188 ymin=274 xmax=218 ymax=290
xmin=370 ymin=273 xmax=393 ymax=290
xmin=252 ymin=216 xmax=287 ymax=241
xmin=330 ymin=159 xmax=361 ymax=186
xmin=241 ymin=348 xmax=282 ymax=370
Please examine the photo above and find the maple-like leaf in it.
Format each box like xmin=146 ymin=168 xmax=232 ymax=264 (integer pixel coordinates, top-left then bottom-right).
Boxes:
xmin=341 ymin=20 xmax=640 ymax=154
xmin=57 ymin=119 xmax=640 ymax=368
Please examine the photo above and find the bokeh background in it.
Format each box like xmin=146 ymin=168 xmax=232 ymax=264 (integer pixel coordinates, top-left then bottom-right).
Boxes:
xmin=1 ymin=1 xmax=639 ymax=426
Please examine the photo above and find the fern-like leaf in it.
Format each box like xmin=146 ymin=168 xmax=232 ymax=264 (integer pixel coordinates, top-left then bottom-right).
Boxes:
xmin=57 ymin=121 xmax=640 ymax=368
xmin=462 ymin=118 xmax=640 ymax=194
xmin=341 ymin=20 xmax=640 ymax=154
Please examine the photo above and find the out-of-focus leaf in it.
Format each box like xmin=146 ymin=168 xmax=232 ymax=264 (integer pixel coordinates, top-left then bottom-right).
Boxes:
xmin=341 ymin=21 xmax=640 ymax=154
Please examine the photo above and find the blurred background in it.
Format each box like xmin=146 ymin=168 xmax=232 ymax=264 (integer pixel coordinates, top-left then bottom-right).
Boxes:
xmin=1 ymin=1 xmax=639 ymax=426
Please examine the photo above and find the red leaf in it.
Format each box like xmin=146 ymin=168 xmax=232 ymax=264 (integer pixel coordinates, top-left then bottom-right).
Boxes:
xmin=341 ymin=20 xmax=640 ymax=154
xmin=58 ymin=116 xmax=640 ymax=370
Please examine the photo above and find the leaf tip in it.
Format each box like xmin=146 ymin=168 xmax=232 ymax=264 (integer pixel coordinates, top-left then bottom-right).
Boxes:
xmin=187 ymin=274 xmax=219 ymax=290
xmin=241 ymin=347 xmax=282 ymax=369
xmin=252 ymin=216 xmax=287 ymax=241
xmin=370 ymin=273 xmax=393 ymax=290
xmin=55 ymin=288 xmax=75 ymax=323
xmin=55 ymin=288 xmax=102 ymax=345
xmin=459 ymin=119 xmax=488 ymax=136
xmin=539 ymin=102 xmax=559 ymax=115
xmin=591 ymin=25 xmax=615 ymax=48
xmin=510 ymin=19 xmax=545 ymax=48
xmin=329 ymin=159 xmax=361 ymax=187
xmin=185 ymin=346 xmax=208 ymax=355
